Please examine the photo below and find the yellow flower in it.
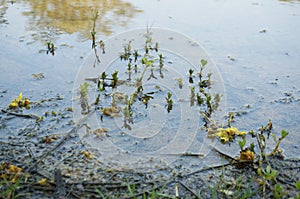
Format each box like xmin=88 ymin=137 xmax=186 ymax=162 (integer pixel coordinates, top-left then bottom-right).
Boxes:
xmin=8 ymin=92 xmax=31 ymax=109
xmin=217 ymin=127 xmax=247 ymax=143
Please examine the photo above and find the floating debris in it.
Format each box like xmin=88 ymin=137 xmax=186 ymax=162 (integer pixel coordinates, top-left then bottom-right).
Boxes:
xmin=32 ymin=72 xmax=45 ymax=80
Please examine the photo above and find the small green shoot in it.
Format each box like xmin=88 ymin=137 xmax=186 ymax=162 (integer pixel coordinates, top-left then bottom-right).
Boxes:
xmin=126 ymin=182 xmax=136 ymax=197
xmin=91 ymin=11 xmax=99 ymax=49
xmin=269 ymin=130 xmax=289 ymax=156
xmin=159 ymin=54 xmax=163 ymax=67
xmin=165 ymin=92 xmax=173 ymax=113
xmin=199 ymin=59 xmax=207 ymax=80
xmin=201 ymin=59 xmax=207 ymax=67
xmin=238 ymin=138 xmax=246 ymax=150
xmin=111 ymin=70 xmax=119 ymax=88
xmin=46 ymin=41 xmax=55 ymax=55
xmin=296 ymin=181 xmax=300 ymax=191
xmin=274 ymin=183 xmax=285 ymax=199
xmin=176 ymin=78 xmax=183 ymax=89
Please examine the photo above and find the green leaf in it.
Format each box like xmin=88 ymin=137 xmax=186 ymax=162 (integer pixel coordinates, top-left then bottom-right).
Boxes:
xmin=295 ymin=181 xmax=300 ymax=191
xmin=101 ymin=72 xmax=107 ymax=80
xmin=274 ymin=183 xmax=282 ymax=192
xmin=201 ymin=59 xmax=207 ymax=67
xmin=51 ymin=111 xmax=57 ymax=117
xmin=271 ymin=132 xmax=277 ymax=143
xmin=250 ymin=142 xmax=255 ymax=152
xmin=270 ymin=170 xmax=277 ymax=178
xmin=266 ymin=165 xmax=271 ymax=174
xmin=238 ymin=139 xmax=246 ymax=149
xmin=257 ymin=168 xmax=263 ymax=177
xmin=265 ymin=165 xmax=277 ymax=180
xmin=281 ymin=130 xmax=289 ymax=138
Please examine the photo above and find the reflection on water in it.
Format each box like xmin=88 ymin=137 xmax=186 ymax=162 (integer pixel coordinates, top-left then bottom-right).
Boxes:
xmin=22 ymin=0 xmax=142 ymax=40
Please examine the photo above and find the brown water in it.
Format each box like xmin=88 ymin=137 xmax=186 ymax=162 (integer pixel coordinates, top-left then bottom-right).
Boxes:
xmin=0 ymin=0 xmax=300 ymax=169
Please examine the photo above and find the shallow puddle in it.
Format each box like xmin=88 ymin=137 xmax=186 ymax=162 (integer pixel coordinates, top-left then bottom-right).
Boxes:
xmin=1 ymin=0 xmax=300 ymax=174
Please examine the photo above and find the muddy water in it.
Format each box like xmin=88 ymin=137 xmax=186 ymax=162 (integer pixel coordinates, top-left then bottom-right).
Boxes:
xmin=0 ymin=0 xmax=299 ymax=170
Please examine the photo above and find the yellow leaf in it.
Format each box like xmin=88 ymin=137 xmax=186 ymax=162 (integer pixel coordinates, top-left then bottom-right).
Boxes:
xmin=82 ymin=151 xmax=93 ymax=160
xmin=8 ymin=93 xmax=31 ymax=109
xmin=38 ymin=178 xmax=47 ymax=186
xmin=236 ymin=131 xmax=247 ymax=136
xmin=7 ymin=164 xmax=22 ymax=183
xmin=93 ymin=128 xmax=109 ymax=138
xmin=17 ymin=92 xmax=23 ymax=102
xmin=22 ymin=98 xmax=31 ymax=109
xmin=216 ymin=127 xmax=248 ymax=143
xmin=9 ymin=101 xmax=18 ymax=108
xmin=102 ymin=106 xmax=120 ymax=117
xmin=8 ymin=165 xmax=22 ymax=173
xmin=239 ymin=149 xmax=255 ymax=161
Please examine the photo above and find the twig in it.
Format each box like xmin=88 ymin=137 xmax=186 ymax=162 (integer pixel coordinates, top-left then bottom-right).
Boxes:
xmin=284 ymin=158 xmax=300 ymax=162
xmin=178 ymin=180 xmax=199 ymax=198
xmin=212 ymin=147 xmax=256 ymax=170
xmin=0 ymin=140 xmax=23 ymax=146
xmin=93 ymin=46 xmax=101 ymax=67
xmin=212 ymin=147 xmax=237 ymax=162
xmin=20 ymin=137 xmax=34 ymax=159
xmin=282 ymin=166 xmax=300 ymax=170
xmin=276 ymin=176 xmax=296 ymax=187
xmin=183 ymin=163 xmax=232 ymax=178
xmin=1 ymin=109 xmax=39 ymax=119
xmin=160 ymin=152 xmax=205 ymax=157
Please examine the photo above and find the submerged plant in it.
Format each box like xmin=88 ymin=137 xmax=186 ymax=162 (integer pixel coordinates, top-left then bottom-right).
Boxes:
xmin=159 ymin=54 xmax=163 ymax=67
xmin=176 ymin=78 xmax=183 ymax=89
xmin=165 ymin=92 xmax=173 ymax=113
xmin=91 ymin=11 xmax=99 ymax=49
xmin=198 ymin=59 xmax=207 ymax=80
xmin=99 ymin=40 xmax=105 ymax=54
xmin=189 ymin=68 xmax=194 ymax=83
xmin=190 ymin=86 xmax=195 ymax=106
xmin=46 ymin=41 xmax=55 ymax=55
xmin=80 ymin=82 xmax=90 ymax=114
xmin=111 ymin=70 xmax=119 ymax=88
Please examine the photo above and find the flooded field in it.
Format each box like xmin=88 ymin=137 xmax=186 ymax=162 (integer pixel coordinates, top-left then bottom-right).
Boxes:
xmin=0 ymin=0 xmax=300 ymax=198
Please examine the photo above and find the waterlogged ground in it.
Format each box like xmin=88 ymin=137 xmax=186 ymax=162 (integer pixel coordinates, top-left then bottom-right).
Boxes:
xmin=0 ymin=0 xmax=300 ymax=198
